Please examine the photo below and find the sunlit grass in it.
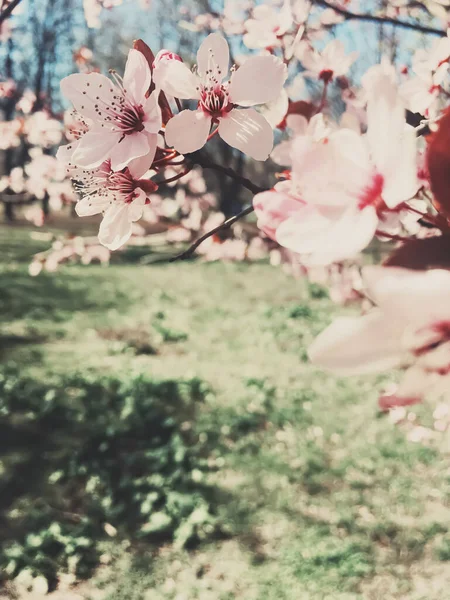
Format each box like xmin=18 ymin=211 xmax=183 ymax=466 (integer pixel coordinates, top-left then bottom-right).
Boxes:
xmin=1 ymin=225 xmax=449 ymax=600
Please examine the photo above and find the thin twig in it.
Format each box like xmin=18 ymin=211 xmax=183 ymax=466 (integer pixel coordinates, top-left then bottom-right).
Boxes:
xmin=314 ymin=0 xmax=446 ymax=37
xmin=0 ymin=0 xmax=22 ymax=24
xmin=170 ymin=205 xmax=255 ymax=262
xmin=187 ymin=150 xmax=266 ymax=195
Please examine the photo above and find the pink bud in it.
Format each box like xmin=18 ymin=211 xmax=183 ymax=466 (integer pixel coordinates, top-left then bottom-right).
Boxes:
xmin=152 ymin=50 xmax=182 ymax=69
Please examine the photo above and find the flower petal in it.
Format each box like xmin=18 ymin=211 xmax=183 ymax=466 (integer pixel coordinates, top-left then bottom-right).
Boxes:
xmin=153 ymin=60 xmax=200 ymax=100
xmin=60 ymin=73 xmax=116 ymax=121
xmin=109 ymin=132 xmax=150 ymax=171
xmin=276 ymin=205 xmax=378 ymax=265
xmin=218 ymin=108 xmax=273 ymax=161
xmin=127 ymin=133 xmax=157 ymax=178
xmin=75 ymin=194 xmax=112 ymax=216
xmin=98 ymin=204 xmax=133 ymax=250
xmin=123 ymin=49 xmax=152 ymax=105
xmin=71 ymin=129 xmax=121 ymax=168
xmin=253 ymin=189 xmax=302 ymax=240
xmin=229 ymin=55 xmax=287 ymax=107
xmin=165 ymin=109 xmax=211 ymax=154
xmin=143 ymin=91 xmax=162 ymax=133
xmin=56 ymin=140 xmax=80 ymax=164
xmin=197 ymin=32 xmax=230 ymax=80
xmin=308 ymin=311 xmax=405 ymax=375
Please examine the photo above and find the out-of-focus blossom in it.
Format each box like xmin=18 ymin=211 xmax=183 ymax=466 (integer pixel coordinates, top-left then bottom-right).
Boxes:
xmin=243 ymin=0 xmax=293 ymax=50
xmin=0 ymin=119 xmax=22 ymax=149
xmin=297 ymin=40 xmax=358 ymax=82
xmin=254 ymin=65 xmax=419 ymax=265
xmin=271 ymin=112 xmax=330 ymax=166
xmin=155 ymin=33 xmax=287 ymax=160
xmin=24 ymin=111 xmax=63 ymax=148
xmin=57 ymin=49 xmax=161 ymax=172
xmin=309 ymin=266 xmax=450 ymax=402
xmin=16 ymin=90 xmax=37 ymax=113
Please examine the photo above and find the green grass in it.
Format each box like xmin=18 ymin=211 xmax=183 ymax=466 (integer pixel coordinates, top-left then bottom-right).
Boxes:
xmin=1 ymin=225 xmax=450 ymax=600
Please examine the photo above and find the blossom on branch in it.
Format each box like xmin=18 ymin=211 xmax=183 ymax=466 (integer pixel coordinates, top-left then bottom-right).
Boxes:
xmin=57 ymin=49 xmax=161 ymax=173
xmin=70 ymin=160 xmax=158 ymax=250
xmin=154 ymin=33 xmax=287 ymax=160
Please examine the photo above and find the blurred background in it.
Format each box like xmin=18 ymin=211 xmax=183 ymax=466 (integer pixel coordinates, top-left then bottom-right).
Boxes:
xmin=1 ymin=1 xmax=450 ymax=599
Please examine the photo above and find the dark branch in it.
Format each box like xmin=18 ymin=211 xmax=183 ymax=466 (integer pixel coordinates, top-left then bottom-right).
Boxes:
xmin=0 ymin=0 xmax=23 ymax=25
xmin=187 ymin=150 xmax=266 ymax=195
xmin=170 ymin=205 xmax=255 ymax=262
xmin=314 ymin=0 xmax=446 ymax=37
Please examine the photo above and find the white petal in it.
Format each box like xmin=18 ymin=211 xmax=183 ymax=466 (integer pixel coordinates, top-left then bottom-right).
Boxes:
xmin=308 ymin=311 xmax=405 ymax=375
xmin=60 ymin=73 xmax=116 ymax=121
xmin=98 ymin=204 xmax=133 ymax=250
xmin=165 ymin=109 xmax=211 ymax=154
xmin=56 ymin=140 xmax=80 ymax=164
xmin=127 ymin=133 xmax=157 ymax=178
xmin=75 ymin=194 xmax=112 ymax=216
xmin=271 ymin=140 xmax=293 ymax=166
xmin=109 ymin=132 xmax=150 ymax=171
xmin=197 ymin=32 xmax=230 ymax=80
xmin=276 ymin=206 xmax=378 ymax=265
xmin=71 ymin=130 xmax=121 ymax=168
xmin=229 ymin=55 xmax=287 ymax=107
xmin=218 ymin=108 xmax=273 ymax=161
xmin=153 ymin=60 xmax=200 ymax=100
xmin=143 ymin=92 xmax=162 ymax=133
xmin=123 ymin=49 xmax=151 ymax=105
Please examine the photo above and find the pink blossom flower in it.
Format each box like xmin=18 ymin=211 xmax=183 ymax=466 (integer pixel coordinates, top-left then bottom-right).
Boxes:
xmin=70 ymin=160 xmax=158 ymax=250
xmin=154 ymin=33 xmax=287 ymax=160
xmin=243 ymin=0 xmax=293 ymax=50
xmin=309 ymin=266 xmax=450 ymax=401
xmin=57 ymin=49 xmax=161 ymax=173
xmin=254 ymin=66 xmax=419 ymax=265
xmin=297 ymin=40 xmax=358 ymax=82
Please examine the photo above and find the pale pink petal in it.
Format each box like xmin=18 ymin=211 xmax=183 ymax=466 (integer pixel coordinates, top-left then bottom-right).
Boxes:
xmin=60 ymin=73 xmax=116 ymax=120
xmin=197 ymin=32 xmax=229 ymax=80
xmin=218 ymin=108 xmax=273 ymax=161
xmin=229 ymin=55 xmax=287 ymax=107
xmin=286 ymin=114 xmax=308 ymax=134
xmin=142 ymin=92 xmax=162 ymax=133
xmin=109 ymin=132 xmax=150 ymax=171
xmin=276 ymin=206 xmax=378 ymax=265
xmin=71 ymin=129 xmax=121 ymax=168
xmin=127 ymin=133 xmax=157 ymax=178
xmin=76 ymin=194 xmax=112 ymax=216
xmin=56 ymin=140 xmax=80 ymax=164
xmin=362 ymin=266 xmax=450 ymax=323
xmin=308 ymin=311 xmax=405 ymax=375
xmin=128 ymin=192 xmax=146 ymax=221
xmin=123 ymin=49 xmax=152 ymax=105
xmin=271 ymin=140 xmax=293 ymax=166
xmin=165 ymin=109 xmax=211 ymax=154
xmin=253 ymin=189 xmax=303 ymax=240
xmin=153 ymin=60 xmax=200 ymax=100
xmin=98 ymin=204 xmax=133 ymax=250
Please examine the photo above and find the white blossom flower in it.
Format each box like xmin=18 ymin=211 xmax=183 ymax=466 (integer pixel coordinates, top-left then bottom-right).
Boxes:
xmin=154 ymin=33 xmax=287 ymax=160
xmin=57 ymin=49 xmax=161 ymax=173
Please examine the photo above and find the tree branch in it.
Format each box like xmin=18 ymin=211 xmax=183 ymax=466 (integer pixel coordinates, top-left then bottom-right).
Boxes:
xmin=314 ymin=0 xmax=447 ymax=37
xmin=187 ymin=150 xmax=266 ymax=195
xmin=0 ymin=0 xmax=23 ymax=25
xmin=170 ymin=205 xmax=256 ymax=261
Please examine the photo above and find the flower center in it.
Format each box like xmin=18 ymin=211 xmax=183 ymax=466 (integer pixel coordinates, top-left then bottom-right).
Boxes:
xmin=199 ymin=83 xmax=231 ymax=120
xmin=358 ymin=173 xmax=386 ymax=214
xmin=115 ymin=104 xmax=145 ymax=135
xmin=108 ymin=170 xmax=138 ymax=202
xmin=319 ymin=69 xmax=334 ymax=83
xmin=413 ymin=321 xmax=450 ymax=357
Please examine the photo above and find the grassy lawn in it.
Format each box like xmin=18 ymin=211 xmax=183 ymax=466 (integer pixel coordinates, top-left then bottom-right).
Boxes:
xmin=1 ymin=225 xmax=449 ymax=600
